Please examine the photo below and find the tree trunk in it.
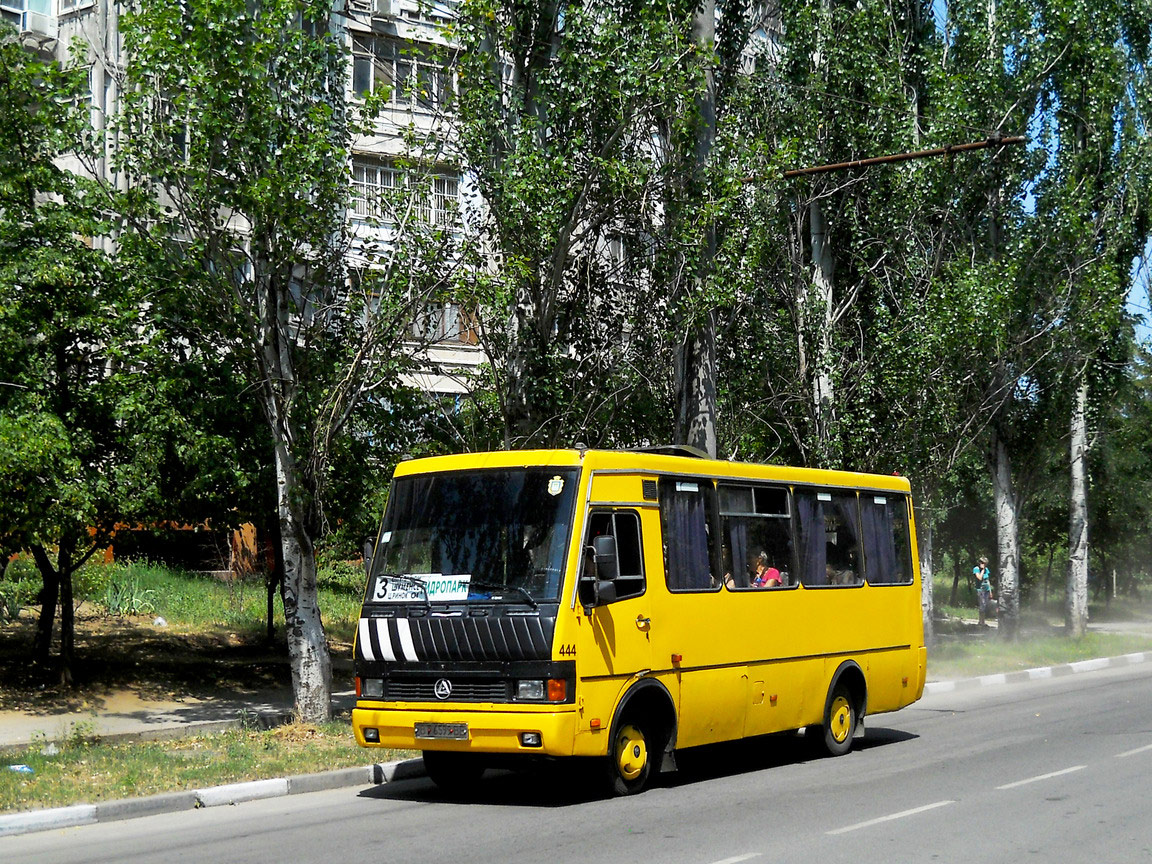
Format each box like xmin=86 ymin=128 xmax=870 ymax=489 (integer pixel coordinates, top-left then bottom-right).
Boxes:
xmin=267 ymin=518 xmax=284 ymax=645
xmin=673 ymin=0 xmax=718 ymax=459
xmin=675 ymin=312 xmax=718 ymax=457
xmin=917 ymin=503 xmax=935 ymax=644
xmin=30 ymin=544 xmax=59 ymax=664
xmin=59 ymin=559 xmax=75 ymax=686
xmin=1067 ymin=373 xmax=1090 ymax=637
xmin=809 ymin=199 xmax=836 ymax=459
xmin=990 ymin=427 xmax=1020 ymax=639
xmin=274 ymin=441 xmax=332 ymax=723
xmin=256 ymin=266 xmax=332 ymax=723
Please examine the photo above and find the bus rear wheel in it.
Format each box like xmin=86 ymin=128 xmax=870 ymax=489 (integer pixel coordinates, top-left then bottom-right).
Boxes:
xmin=423 ymin=750 xmax=485 ymax=793
xmin=811 ymin=683 xmax=857 ymax=757
xmin=607 ymin=722 xmax=654 ymax=795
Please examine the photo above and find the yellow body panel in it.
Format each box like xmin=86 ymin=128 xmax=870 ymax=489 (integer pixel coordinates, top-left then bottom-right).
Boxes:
xmin=353 ymin=704 xmax=578 ymax=756
xmin=353 ymin=448 xmax=925 ymax=761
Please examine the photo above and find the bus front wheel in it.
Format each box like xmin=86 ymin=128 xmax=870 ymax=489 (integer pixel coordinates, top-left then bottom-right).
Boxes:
xmin=811 ymin=683 xmax=857 ymax=757
xmin=607 ymin=722 xmax=653 ymax=795
xmin=423 ymin=750 xmax=485 ymax=792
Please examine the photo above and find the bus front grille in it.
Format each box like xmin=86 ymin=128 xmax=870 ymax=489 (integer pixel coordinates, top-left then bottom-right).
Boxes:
xmin=385 ymin=678 xmax=512 ymax=702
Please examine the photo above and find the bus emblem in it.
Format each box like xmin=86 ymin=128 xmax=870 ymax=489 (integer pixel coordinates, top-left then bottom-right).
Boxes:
xmin=434 ymin=678 xmax=453 ymax=700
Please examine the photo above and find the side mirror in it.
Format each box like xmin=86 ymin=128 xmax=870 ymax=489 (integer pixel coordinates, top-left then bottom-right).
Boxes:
xmin=363 ymin=538 xmax=375 ymax=578
xmin=594 ymin=579 xmax=617 ymax=605
xmin=592 ymin=535 xmax=620 ymax=582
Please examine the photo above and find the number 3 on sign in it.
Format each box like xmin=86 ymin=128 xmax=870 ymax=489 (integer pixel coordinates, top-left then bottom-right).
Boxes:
xmin=558 ymin=643 xmax=576 ymax=657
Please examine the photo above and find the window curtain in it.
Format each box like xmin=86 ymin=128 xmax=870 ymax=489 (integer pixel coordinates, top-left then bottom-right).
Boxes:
xmin=727 ymin=518 xmax=748 ymax=587
xmin=861 ymin=499 xmax=897 ymax=584
xmin=795 ymin=493 xmax=827 ymax=585
xmin=661 ymin=485 xmax=713 ymax=590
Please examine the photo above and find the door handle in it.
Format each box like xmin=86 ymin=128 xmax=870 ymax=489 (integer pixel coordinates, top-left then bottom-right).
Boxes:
xmin=635 ymin=615 xmax=651 ymax=632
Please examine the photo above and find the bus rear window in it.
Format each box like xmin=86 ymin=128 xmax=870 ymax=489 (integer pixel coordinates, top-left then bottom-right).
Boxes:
xmin=861 ymin=495 xmax=914 ymax=585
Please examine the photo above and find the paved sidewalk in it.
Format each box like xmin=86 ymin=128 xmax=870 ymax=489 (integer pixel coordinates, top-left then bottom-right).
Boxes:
xmin=0 ymin=687 xmax=303 ymax=752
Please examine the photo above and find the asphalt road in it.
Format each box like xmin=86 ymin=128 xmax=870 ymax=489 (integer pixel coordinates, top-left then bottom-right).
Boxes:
xmin=6 ymin=663 xmax=1152 ymax=864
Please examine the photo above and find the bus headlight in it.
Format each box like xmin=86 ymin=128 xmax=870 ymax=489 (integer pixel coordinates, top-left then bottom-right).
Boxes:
xmin=516 ymin=680 xmax=545 ymax=700
xmin=358 ymin=678 xmax=384 ymax=699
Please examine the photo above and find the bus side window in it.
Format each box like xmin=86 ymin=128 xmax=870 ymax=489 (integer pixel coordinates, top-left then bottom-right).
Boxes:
xmin=795 ymin=489 xmax=863 ymax=586
xmin=862 ymin=495 xmax=915 ymax=585
xmin=580 ymin=511 xmax=645 ymax=604
xmin=659 ymin=477 xmax=719 ymax=592
xmin=718 ymin=483 xmax=794 ymax=589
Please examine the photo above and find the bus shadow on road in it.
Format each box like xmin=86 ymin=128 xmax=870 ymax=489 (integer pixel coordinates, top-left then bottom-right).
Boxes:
xmin=666 ymin=726 xmax=919 ymax=787
xmin=357 ymin=727 xmax=918 ymax=807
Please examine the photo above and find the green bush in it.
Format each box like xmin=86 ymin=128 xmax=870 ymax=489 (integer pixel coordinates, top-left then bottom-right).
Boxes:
xmin=0 ymin=555 xmax=41 ymax=614
xmin=317 ymin=559 xmax=366 ymax=598
xmin=73 ymin=559 xmax=116 ymax=601
xmin=101 ymin=572 xmax=158 ymax=616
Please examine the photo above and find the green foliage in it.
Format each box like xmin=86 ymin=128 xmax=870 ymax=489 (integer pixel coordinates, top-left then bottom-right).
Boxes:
xmin=101 ymin=572 xmax=158 ymax=617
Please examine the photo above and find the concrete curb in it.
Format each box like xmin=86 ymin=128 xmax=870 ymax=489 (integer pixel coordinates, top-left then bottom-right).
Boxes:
xmin=0 ymin=758 xmax=426 ymax=839
xmin=924 ymin=650 xmax=1150 ymax=694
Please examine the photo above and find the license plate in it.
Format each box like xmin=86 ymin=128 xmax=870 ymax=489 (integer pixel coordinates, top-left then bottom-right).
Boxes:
xmin=414 ymin=722 xmax=469 ymax=740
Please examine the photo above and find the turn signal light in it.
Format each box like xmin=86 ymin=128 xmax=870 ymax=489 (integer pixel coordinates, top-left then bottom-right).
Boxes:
xmin=547 ymin=679 xmax=567 ymax=702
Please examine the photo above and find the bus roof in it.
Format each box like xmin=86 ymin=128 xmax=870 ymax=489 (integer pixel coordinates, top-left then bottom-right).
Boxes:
xmin=392 ymin=449 xmax=913 ymax=494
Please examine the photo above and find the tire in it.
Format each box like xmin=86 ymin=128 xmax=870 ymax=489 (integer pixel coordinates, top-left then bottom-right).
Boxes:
xmin=607 ymin=721 xmax=656 ymax=796
xmin=423 ymin=750 xmax=485 ymax=792
xmin=812 ymin=683 xmax=857 ymax=757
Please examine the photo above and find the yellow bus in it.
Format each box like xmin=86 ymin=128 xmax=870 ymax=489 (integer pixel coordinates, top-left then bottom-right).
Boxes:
xmin=352 ymin=447 xmax=925 ymax=794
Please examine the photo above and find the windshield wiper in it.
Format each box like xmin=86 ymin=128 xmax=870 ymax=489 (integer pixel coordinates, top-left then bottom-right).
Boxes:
xmin=469 ymin=580 xmax=539 ymax=610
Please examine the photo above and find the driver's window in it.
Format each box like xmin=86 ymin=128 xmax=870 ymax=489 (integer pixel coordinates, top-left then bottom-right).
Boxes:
xmin=580 ymin=510 xmax=645 ymax=604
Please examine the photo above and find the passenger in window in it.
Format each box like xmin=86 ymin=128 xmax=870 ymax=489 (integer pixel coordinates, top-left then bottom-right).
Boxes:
xmin=751 ymin=552 xmax=782 ymax=588
xmin=826 ymin=563 xmax=855 ymax=585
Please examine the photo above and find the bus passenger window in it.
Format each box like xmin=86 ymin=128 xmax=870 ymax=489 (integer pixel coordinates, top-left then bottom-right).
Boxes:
xmin=795 ymin=490 xmax=863 ymax=587
xmin=862 ymin=495 xmax=915 ymax=585
xmin=659 ymin=477 xmax=719 ymax=592
xmin=718 ymin=483 xmax=794 ymax=590
xmin=581 ymin=511 xmax=645 ymax=603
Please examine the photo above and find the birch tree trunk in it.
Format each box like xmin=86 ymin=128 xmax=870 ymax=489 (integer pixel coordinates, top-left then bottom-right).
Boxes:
xmin=674 ymin=0 xmax=718 ymax=459
xmin=275 ymin=443 xmax=332 ymax=722
xmin=257 ymin=270 xmax=332 ymax=723
xmin=990 ymin=426 xmax=1021 ymax=639
xmin=1067 ymin=371 xmax=1090 ymax=637
xmin=809 ymin=199 xmax=836 ymax=457
xmin=917 ymin=500 xmax=935 ymax=645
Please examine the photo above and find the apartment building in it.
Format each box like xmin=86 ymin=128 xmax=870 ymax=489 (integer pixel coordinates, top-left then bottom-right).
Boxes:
xmin=7 ymin=0 xmax=483 ymax=401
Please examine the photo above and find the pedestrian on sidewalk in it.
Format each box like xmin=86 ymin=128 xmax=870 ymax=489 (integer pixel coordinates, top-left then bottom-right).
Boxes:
xmin=973 ymin=555 xmax=994 ymax=626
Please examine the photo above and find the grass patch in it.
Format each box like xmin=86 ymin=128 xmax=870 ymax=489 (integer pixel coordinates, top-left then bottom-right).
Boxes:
xmin=927 ymin=631 xmax=1152 ymax=681
xmin=0 ymin=718 xmax=418 ymax=814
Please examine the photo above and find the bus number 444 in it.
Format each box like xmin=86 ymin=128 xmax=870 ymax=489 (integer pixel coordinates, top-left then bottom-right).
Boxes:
xmin=558 ymin=644 xmax=576 ymax=657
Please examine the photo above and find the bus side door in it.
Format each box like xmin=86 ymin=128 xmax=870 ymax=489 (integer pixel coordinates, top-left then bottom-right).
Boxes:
xmin=576 ymin=508 xmax=653 ymax=686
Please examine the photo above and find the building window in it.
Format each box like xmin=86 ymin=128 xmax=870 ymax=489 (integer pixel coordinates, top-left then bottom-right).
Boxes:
xmin=351 ymin=157 xmax=458 ymax=227
xmin=351 ymin=35 xmax=455 ymax=113
xmin=412 ymin=301 xmax=460 ymax=342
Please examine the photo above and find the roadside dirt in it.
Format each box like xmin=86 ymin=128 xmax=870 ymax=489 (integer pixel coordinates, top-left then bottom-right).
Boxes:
xmin=0 ymin=604 xmax=353 ymax=717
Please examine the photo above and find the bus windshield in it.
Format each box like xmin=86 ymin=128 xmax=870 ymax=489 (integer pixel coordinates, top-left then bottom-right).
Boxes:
xmin=372 ymin=467 xmax=579 ymax=603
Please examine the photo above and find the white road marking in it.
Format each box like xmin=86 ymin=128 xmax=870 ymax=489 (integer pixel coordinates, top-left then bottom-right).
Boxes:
xmin=707 ymin=855 xmax=760 ymax=864
xmin=1115 ymin=743 xmax=1152 ymax=758
xmin=826 ymin=800 xmax=956 ymax=835
xmin=995 ymin=765 xmax=1086 ymax=790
